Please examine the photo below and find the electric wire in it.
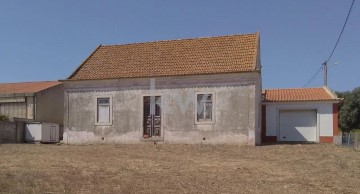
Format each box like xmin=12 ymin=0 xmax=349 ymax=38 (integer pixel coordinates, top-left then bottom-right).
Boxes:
xmin=326 ymin=0 xmax=356 ymax=63
xmin=303 ymin=65 xmax=323 ymax=87
xmin=303 ymin=0 xmax=356 ymax=87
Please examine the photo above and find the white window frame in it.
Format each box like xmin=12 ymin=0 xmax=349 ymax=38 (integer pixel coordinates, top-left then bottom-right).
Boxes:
xmin=195 ymin=92 xmax=215 ymax=125
xmin=95 ymin=95 xmax=113 ymax=126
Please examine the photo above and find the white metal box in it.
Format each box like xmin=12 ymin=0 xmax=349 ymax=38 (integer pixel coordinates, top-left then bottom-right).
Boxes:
xmin=25 ymin=122 xmax=60 ymax=143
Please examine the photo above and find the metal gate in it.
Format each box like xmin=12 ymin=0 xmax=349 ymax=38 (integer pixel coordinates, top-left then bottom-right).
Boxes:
xmin=143 ymin=96 xmax=161 ymax=138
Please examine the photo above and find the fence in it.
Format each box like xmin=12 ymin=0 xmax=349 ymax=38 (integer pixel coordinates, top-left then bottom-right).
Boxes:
xmin=342 ymin=132 xmax=360 ymax=149
xmin=0 ymin=121 xmax=25 ymax=143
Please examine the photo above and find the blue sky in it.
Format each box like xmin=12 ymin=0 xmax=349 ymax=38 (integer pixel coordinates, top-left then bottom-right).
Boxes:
xmin=0 ymin=0 xmax=359 ymax=91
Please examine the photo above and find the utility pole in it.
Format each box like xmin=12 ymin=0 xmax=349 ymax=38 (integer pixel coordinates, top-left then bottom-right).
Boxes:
xmin=323 ymin=62 xmax=327 ymax=87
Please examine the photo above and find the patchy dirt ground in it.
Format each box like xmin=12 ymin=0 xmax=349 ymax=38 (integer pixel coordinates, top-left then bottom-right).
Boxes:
xmin=0 ymin=143 xmax=359 ymax=194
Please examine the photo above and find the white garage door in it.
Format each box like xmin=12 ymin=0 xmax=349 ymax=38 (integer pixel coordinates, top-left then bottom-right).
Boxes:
xmin=279 ymin=110 xmax=317 ymax=142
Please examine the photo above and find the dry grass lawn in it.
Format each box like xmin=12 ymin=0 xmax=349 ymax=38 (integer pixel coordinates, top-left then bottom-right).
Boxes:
xmin=0 ymin=143 xmax=360 ymax=194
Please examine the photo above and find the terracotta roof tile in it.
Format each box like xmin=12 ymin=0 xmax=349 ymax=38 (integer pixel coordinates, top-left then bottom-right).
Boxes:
xmin=0 ymin=81 xmax=61 ymax=94
xmin=68 ymin=33 xmax=259 ymax=80
xmin=263 ymin=87 xmax=339 ymax=102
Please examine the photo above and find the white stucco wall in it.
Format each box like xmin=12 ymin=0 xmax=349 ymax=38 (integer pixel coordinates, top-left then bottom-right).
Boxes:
xmin=265 ymin=101 xmax=335 ymax=140
xmin=63 ymin=73 xmax=261 ymax=145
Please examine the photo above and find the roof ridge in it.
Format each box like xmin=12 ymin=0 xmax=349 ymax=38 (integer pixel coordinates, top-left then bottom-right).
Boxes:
xmin=68 ymin=32 xmax=259 ymax=80
xmin=100 ymin=33 xmax=257 ymax=47
xmin=265 ymin=87 xmax=324 ymax=91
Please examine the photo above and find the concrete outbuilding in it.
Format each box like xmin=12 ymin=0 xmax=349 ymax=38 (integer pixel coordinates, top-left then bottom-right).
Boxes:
xmin=0 ymin=81 xmax=64 ymax=124
xmin=262 ymin=87 xmax=341 ymax=144
xmin=0 ymin=81 xmax=64 ymax=143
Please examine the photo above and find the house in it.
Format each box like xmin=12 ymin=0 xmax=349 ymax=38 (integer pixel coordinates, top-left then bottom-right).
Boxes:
xmin=262 ymin=87 xmax=341 ymax=144
xmin=0 ymin=81 xmax=64 ymax=124
xmin=62 ymin=33 xmax=263 ymax=145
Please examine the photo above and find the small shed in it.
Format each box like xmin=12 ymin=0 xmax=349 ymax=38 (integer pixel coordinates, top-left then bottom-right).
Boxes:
xmin=262 ymin=87 xmax=341 ymax=144
xmin=25 ymin=122 xmax=60 ymax=143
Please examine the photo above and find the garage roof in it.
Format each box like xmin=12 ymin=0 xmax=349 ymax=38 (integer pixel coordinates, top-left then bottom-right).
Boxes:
xmin=0 ymin=81 xmax=61 ymax=95
xmin=67 ymin=33 xmax=260 ymax=80
xmin=263 ymin=87 xmax=340 ymax=102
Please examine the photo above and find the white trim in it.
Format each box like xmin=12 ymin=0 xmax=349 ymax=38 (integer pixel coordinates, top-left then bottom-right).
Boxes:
xmin=94 ymin=95 xmax=113 ymax=126
xmin=194 ymin=92 xmax=215 ymax=125
xmin=140 ymin=93 xmax=164 ymax=141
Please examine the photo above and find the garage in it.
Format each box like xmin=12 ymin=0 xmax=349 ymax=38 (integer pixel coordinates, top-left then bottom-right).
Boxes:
xmin=279 ymin=109 xmax=317 ymax=142
xmin=262 ymin=87 xmax=341 ymax=144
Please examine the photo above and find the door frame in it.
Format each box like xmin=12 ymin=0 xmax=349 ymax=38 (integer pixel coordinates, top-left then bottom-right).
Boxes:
xmin=276 ymin=107 xmax=319 ymax=142
xmin=140 ymin=93 xmax=164 ymax=142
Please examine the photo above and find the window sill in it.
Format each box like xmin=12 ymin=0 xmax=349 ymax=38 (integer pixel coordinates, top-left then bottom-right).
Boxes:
xmin=195 ymin=121 xmax=215 ymax=125
xmin=95 ymin=123 xmax=113 ymax=126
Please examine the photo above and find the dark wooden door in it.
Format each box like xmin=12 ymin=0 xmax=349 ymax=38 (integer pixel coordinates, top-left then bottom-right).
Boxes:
xmin=143 ymin=96 xmax=161 ymax=138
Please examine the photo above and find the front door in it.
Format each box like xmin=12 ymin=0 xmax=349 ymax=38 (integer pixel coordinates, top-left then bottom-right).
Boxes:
xmin=143 ymin=96 xmax=161 ymax=138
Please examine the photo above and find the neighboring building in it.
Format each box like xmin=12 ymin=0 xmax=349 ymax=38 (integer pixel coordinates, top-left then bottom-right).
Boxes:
xmin=62 ymin=33 xmax=263 ymax=145
xmin=262 ymin=87 xmax=341 ymax=144
xmin=0 ymin=81 xmax=64 ymax=124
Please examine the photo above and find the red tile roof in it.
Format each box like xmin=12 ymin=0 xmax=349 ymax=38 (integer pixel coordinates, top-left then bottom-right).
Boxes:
xmin=68 ymin=33 xmax=259 ymax=80
xmin=263 ymin=87 xmax=339 ymax=102
xmin=0 ymin=81 xmax=61 ymax=94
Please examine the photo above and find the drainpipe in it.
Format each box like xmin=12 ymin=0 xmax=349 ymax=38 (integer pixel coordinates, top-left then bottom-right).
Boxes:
xmin=33 ymin=95 xmax=37 ymax=121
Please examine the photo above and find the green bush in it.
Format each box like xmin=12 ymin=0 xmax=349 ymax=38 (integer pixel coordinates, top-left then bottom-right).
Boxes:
xmin=336 ymin=87 xmax=360 ymax=132
xmin=0 ymin=115 xmax=9 ymax=121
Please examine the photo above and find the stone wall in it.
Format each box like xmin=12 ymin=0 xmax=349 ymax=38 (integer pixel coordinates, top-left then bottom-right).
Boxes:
xmin=0 ymin=121 xmax=24 ymax=143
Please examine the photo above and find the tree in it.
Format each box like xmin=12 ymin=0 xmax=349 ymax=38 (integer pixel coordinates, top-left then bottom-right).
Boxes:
xmin=336 ymin=87 xmax=360 ymax=132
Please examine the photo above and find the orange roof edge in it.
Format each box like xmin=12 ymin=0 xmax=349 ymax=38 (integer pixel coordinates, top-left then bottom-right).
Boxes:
xmin=263 ymin=87 xmax=341 ymax=102
xmin=323 ymin=86 xmax=342 ymax=100
xmin=0 ymin=81 xmax=61 ymax=95
xmin=99 ymin=32 xmax=258 ymax=47
xmin=253 ymin=32 xmax=260 ymax=71
xmin=67 ymin=45 xmax=102 ymax=79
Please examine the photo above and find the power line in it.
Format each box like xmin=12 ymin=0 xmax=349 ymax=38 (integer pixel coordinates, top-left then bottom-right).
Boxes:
xmin=303 ymin=64 xmax=323 ymax=87
xmin=304 ymin=0 xmax=356 ymax=87
xmin=326 ymin=0 xmax=356 ymax=62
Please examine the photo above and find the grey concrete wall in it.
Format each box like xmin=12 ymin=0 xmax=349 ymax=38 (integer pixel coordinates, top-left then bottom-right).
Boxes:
xmin=63 ymin=73 xmax=260 ymax=145
xmin=0 ymin=121 xmax=24 ymax=143
xmin=0 ymin=95 xmax=35 ymax=120
xmin=0 ymin=101 xmax=27 ymax=119
xmin=26 ymin=96 xmax=34 ymax=119
xmin=36 ymin=84 xmax=64 ymax=124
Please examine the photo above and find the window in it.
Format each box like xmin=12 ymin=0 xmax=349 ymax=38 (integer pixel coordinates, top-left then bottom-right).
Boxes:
xmin=196 ymin=93 xmax=214 ymax=123
xmin=96 ymin=97 xmax=112 ymax=125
